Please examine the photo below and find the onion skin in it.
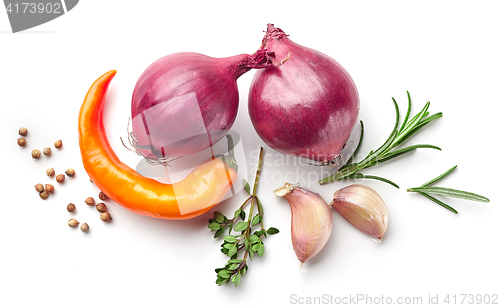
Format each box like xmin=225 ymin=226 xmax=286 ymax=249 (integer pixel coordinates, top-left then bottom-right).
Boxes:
xmin=249 ymin=24 xmax=360 ymax=164
xmin=132 ymin=50 xmax=275 ymax=160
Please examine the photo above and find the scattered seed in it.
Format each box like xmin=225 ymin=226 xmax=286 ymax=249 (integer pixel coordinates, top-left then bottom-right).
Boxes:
xmin=39 ymin=191 xmax=49 ymax=200
xmin=45 ymin=184 xmax=55 ymax=194
xmin=54 ymin=140 xmax=62 ymax=149
xmin=85 ymin=197 xmax=95 ymax=206
xmin=67 ymin=203 xmax=76 ymax=212
xmin=100 ymin=212 xmax=112 ymax=222
xmin=46 ymin=168 xmax=55 ymax=177
xmin=68 ymin=218 xmax=79 ymax=228
xmin=56 ymin=174 xmax=65 ymax=183
xmin=32 ymin=149 xmax=41 ymax=159
xmin=96 ymin=203 xmax=107 ymax=213
xmin=65 ymin=168 xmax=75 ymax=177
xmin=19 ymin=127 xmax=28 ymax=136
xmin=35 ymin=183 xmax=44 ymax=192
xmin=98 ymin=191 xmax=108 ymax=201
xmin=43 ymin=147 xmax=51 ymax=156
xmin=17 ymin=138 xmax=26 ymax=147
xmin=80 ymin=223 xmax=89 ymax=233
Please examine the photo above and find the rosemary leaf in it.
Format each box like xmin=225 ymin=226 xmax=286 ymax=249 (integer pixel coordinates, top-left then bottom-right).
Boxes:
xmin=336 ymin=173 xmax=400 ymax=189
xmin=408 ymin=187 xmax=490 ymax=203
xmin=421 ymin=165 xmax=457 ymax=187
xmin=364 ymin=144 xmax=441 ymax=168
xmin=360 ymin=175 xmax=400 ymax=188
xmin=399 ymin=92 xmax=412 ymax=131
xmin=418 ymin=192 xmax=458 ymax=214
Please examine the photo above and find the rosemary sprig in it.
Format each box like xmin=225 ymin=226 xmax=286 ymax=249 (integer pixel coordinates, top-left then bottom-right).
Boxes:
xmin=319 ymin=92 xmax=442 ymax=188
xmin=208 ymin=147 xmax=279 ymax=287
xmin=407 ymin=165 xmax=490 ymax=214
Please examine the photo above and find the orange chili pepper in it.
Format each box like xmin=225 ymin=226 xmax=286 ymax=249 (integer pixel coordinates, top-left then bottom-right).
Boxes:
xmin=78 ymin=70 xmax=237 ymax=220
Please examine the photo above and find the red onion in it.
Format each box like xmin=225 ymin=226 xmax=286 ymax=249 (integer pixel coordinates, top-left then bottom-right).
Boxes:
xmin=131 ymin=49 xmax=276 ymax=163
xmin=248 ymin=24 xmax=360 ymax=165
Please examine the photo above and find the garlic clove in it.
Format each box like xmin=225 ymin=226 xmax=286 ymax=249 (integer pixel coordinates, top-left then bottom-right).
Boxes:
xmin=274 ymin=183 xmax=333 ymax=268
xmin=330 ymin=184 xmax=388 ymax=241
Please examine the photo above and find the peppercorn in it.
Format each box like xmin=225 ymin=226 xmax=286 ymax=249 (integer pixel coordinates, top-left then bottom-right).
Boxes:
xmin=46 ymin=168 xmax=55 ymax=177
xmin=19 ymin=127 xmax=28 ymax=136
xmin=43 ymin=147 xmax=51 ymax=156
xmin=54 ymin=140 xmax=62 ymax=149
xmin=17 ymin=138 xmax=26 ymax=147
xmin=45 ymin=184 xmax=55 ymax=194
xmin=65 ymin=168 xmax=75 ymax=177
xmin=39 ymin=191 xmax=49 ymax=200
xmin=32 ymin=149 xmax=41 ymax=159
xmin=67 ymin=203 xmax=76 ymax=212
xmin=68 ymin=218 xmax=79 ymax=228
xmin=100 ymin=212 xmax=112 ymax=222
xmin=35 ymin=183 xmax=44 ymax=192
xmin=56 ymin=174 xmax=65 ymax=183
xmin=96 ymin=203 xmax=107 ymax=213
xmin=98 ymin=191 xmax=108 ymax=201
xmin=80 ymin=223 xmax=89 ymax=233
xmin=85 ymin=197 xmax=95 ymax=206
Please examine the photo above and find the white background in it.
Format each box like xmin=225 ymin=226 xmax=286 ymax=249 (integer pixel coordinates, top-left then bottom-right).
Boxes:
xmin=1 ymin=1 xmax=499 ymax=307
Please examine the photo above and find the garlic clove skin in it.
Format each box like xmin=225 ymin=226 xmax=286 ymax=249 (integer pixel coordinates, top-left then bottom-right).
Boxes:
xmin=274 ymin=183 xmax=333 ymax=268
xmin=330 ymin=184 xmax=388 ymax=241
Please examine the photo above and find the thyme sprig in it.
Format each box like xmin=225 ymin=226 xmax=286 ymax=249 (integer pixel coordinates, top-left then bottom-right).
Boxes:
xmin=319 ymin=92 xmax=442 ymax=188
xmin=208 ymin=147 xmax=279 ymax=287
xmin=407 ymin=165 xmax=490 ymax=214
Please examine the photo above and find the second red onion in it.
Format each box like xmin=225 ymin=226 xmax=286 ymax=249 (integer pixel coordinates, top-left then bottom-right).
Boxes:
xmin=248 ymin=24 xmax=360 ymax=165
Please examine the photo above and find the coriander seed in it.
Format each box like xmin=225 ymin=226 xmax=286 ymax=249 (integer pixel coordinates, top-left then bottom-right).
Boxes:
xmin=96 ymin=203 xmax=107 ymax=213
xmin=56 ymin=174 xmax=65 ymax=183
xmin=67 ymin=203 xmax=76 ymax=212
xmin=80 ymin=223 xmax=89 ymax=233
xmin=85 ymin=197 xmax=95 ymax=206
xmin=17 ymin=138 xmax=26 ymax=147
xmin=39 ymin=191 xmax=49 ymax=200
xmin=65 ymin=168 xmax=75 ymax=177
xmin=100 ymin=212 xmax=112 ymax=222
xmin=98 ymin=191 xmax=108 ymax=201
xmin=54 ymin=140 xmax=62 ymax=149
xmin=35 ymin=183 xmax=44 ymax=192
xmin=46 ymin=168 xmax=55 ymax=177
xmin=45 ymin=184 xmax=55 ymax=194
xmin=19 ymin=127 xmax=28 ymax=136
xmin=31 ymin=149 xmax=41 ymax=159
xmin=68 ymin=218 xmax=79 ymax=228
xmin=43 ymin=147 xmax=51 ymax=156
